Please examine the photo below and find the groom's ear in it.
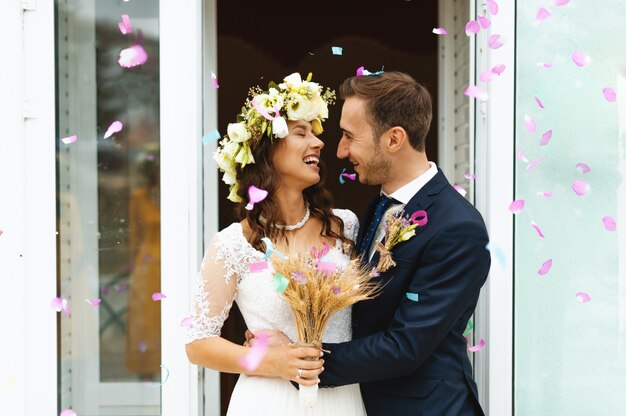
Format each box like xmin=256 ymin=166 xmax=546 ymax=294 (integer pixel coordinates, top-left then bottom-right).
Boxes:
xmin=386 ymin=126 xmax=409 ymax=154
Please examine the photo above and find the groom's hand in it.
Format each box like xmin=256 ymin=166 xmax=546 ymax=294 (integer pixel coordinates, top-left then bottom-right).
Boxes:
xmin=244 ymin=329 xmax=291 ymax=348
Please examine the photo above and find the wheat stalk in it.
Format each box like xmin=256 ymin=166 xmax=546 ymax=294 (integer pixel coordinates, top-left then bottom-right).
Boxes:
xmin=270 ymin=253 xmax=381 ymax=345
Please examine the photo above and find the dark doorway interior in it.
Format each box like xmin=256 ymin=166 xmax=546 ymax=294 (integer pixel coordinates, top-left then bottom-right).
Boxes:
xmin=215 ymin=1 xmax=438 ymax=412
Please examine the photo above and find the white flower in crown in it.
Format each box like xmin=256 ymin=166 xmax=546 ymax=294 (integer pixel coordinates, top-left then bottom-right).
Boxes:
xmin=281 ymin=72 xmax=304 ymax=91
xmin=272 ymin=116 xmax=289 ymax=138
xmin=306 ymin=95 xmax=328 ymax=121
xmin=227 ymin=122 xmax=251 ymax=143
xmin=286 ymin=93 xmax=312 ymax=121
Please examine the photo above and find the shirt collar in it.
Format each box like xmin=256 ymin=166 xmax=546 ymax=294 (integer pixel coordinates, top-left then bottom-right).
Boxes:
xmin=382 ymin=162 xmax=438 ymax=204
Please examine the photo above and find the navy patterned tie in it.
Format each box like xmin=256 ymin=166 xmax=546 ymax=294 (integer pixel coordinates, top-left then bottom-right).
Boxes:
xmin=358 ymin=194 xmax=398 ymax=256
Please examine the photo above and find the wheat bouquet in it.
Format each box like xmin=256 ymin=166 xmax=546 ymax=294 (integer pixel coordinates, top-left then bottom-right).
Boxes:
xmin=269 ymin=244 xmax=381 ymax=407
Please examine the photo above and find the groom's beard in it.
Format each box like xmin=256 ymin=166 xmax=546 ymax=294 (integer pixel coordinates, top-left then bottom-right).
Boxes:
xmin=361 ymin=150 xmax=392 ymax=186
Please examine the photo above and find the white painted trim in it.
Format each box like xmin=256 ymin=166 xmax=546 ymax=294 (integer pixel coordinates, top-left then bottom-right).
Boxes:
xmin=0 ymin=1 xmax=57 ymax=415
xmin=473 ymin=0 xmax=515 ymax=415
xmin=202 ymin=0 xmax=221 ymax=412
xmin=160 ymin=1 xmax=203 ymax=415
xmin=437 ymin=0 xmax=455 ymax=175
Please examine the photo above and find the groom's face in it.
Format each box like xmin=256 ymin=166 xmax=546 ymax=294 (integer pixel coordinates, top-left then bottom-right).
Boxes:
xmin=337 ymin=97 xmax=391 ymax=186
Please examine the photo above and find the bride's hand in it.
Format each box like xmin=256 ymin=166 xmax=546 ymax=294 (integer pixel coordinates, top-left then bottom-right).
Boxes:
xmin=259 ymin=343 xmax=324 ymax=386
xmin=244 ymin=329 xmax=291 ymax=348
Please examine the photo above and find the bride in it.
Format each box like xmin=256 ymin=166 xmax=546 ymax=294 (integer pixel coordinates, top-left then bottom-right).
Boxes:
xmin=185 ymin=73 xmax=366 ymax=415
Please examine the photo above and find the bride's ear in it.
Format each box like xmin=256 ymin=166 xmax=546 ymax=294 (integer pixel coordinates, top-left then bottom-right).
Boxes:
xmin=385 ymin=126 xmax=409 ymax=154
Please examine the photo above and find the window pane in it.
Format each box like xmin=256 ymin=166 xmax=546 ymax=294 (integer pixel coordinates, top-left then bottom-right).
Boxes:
xmin=514 ymin=1 xmax=626 ymax=414
xmin=56 ymin=0 xmax=161 ymax=414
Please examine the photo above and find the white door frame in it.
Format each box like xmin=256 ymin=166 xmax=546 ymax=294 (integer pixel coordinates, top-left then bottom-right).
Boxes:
xmin=160 ymin=0 xmax=204 ymax=415
xmin=202 ymin=0 xmax=221 ymax=413
xmin=472 ymin=1 xmax=515 ymax=415
xmin=0 ymin=1 xmax=57 ymax=415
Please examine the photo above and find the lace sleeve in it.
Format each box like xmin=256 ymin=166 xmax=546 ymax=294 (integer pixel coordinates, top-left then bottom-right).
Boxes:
xmin=185 ymin=233 xmax=239 ymax=344
xmin=333 ymin=208 xmax=360 ymax=242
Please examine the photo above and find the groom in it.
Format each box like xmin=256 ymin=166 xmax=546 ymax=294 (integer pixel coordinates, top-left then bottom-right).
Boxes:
xmin=316 ymin=71 xmax=491 ymax=415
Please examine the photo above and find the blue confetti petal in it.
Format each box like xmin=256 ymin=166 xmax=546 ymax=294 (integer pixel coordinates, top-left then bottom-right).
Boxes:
xmin=339 ymin=168 xmax=347 ymax=184
xmin=202 ymin=129 xmax=221 ymax=145
xmin=331 ymin=46 xmax=343 ymax=55
xmin=485 ymin=242 xmax=506 ymax=267
xmin=406 ymin=292 xmax=419 ymax=302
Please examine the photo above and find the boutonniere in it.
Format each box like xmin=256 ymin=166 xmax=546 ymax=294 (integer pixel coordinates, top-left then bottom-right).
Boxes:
xmin=375 ymin=209 xmax=428 ymax=272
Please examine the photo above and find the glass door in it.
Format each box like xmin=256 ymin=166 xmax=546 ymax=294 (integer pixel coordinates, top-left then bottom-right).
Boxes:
xmin=56 ymin=0 xmax=162 ymax=413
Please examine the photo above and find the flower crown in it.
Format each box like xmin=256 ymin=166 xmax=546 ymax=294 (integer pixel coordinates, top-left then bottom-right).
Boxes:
xmin=214 ymin=72 xmax=336 ymax=202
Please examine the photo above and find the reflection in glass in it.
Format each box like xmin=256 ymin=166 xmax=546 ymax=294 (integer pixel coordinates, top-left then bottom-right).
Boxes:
xmin=56 ymin=0 xmax=160 ymax=414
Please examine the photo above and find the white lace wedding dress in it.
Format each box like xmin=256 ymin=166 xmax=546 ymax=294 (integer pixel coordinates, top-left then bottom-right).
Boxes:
xmin=185 ymin=209 xmax=366 ymax=415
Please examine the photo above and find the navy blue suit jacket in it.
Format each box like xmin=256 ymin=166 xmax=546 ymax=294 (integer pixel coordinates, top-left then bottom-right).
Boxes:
xmin=321 ymin=169 xmax=490 ymax=416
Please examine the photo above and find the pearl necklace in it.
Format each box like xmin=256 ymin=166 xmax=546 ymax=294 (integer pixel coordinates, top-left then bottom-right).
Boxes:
xmin=259 ymin=204 xmax=311 ymax=231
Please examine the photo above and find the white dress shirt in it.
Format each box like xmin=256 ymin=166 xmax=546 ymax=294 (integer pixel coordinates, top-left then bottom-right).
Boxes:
xmin=367 ymin=162 xmax=439 ymax=260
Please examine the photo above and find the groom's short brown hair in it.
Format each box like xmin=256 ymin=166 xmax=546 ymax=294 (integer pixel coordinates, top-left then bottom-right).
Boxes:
xmin=339 ymin=71 xmax=433 ymax=152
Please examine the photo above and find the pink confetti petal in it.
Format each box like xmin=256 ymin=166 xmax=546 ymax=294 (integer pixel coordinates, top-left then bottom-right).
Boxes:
xmin=118 ymin=14 xmax=131 ymax=35
xmin=51 ymin=297 xmax=70 ymax=317
xmin=332 ymin=286 xmax=341 ymax=295
xmin=575 ymin=292 xmax=591 ymax=303
xmin=492 ymin=64 xmax=506 ymax=75
xmin=575 ymin=163 xmax=591 ymax=174
xmin=410 ymin=210 xmax=428 ymax=226
xmin=104 ymin=121 xmax=123 ymax=139
xmin=465 ymin=20 xmax=481 ymax=36
xmin=356 ymin=66 xmax=365 ymax=77
xmin=602 ymin=216 xmax=616 ymax=231
xmin=486 ymin=0 xmax=499 ymax=15
xmin=517 ymin=149 xmax=529 ymax=163
xmin=508 ymin=199 xmax=525 ymax=214
xmin=602 ymin=87 xmax=616 ymax=102
xmin=151 ymin=292 xmax=166 ymax=301
xmin=479 ymin=69 xmax=496 ymax=83
xmin=118 ymin=44 xmax=148 ymax=68
xmin=535 ymin=7 xmax=552 ymax=22
xmin=453 ymin=185 xmax=467 ymax=197
xmin=524 ymin=115 xmax=536 ymax=133
xmin=61 ymin=135 xmax=77 ymax=144
xmin=536 ymin=191 xmax=553 ymax=198
xmin=85 ymin=298 xmax=101 ymax=306
xmin=0 ymin=230 xmax=3 ymax=236
xmin=249 ymin=261 xmax=269 ymax=273
xmin=537 ymin=62 xmax=553 ymax=68
xmin=341 ymin=172 xmax=357 ymax=181
xmin=572 ymin=180 xmax=590 ymax=196
xmin=527 ymin=160 xmax=542 ymax=171
xmin=239 ymin=331 xmax=269 ymax=372
xmin=537 ymin=259 xmax=553 ymax=276
xmin=467 ymin=338 xmax=485 ymax=352
xmin=211 ymin=71 xmax=219 ymax=89
xmin=180 ymin=316 xmax=194 ymax=328
xmin=477 ymin=15 xmax=492 ymax=29
xmin=535 ymin=96 xmax=545 ymax=109
xmin=245 ymin=185 xmax=268 ymax=210
xmin=432 ymin=27 xmax=448 ymax=35
xmin=539 ymin=130 xmax=552 ymax=146
xmin=464 ymin=173 xmax=477 ymax=180
xmin=554 ymin=0 xmax=570 ymax=5
xmin=60 ymin=410 xmax=77 ymax=416
xmin=531 ymin=221 xmax=545 ymax=238
xmin=488 ymin=34 xmax=504 ymax=49
xmin=464 ymin=85 xmax=489 ymax=101
xmin=572 ymin=50 xmax=591 ymax=67
xmin=317 ymin=262 xmax=337 ymax=274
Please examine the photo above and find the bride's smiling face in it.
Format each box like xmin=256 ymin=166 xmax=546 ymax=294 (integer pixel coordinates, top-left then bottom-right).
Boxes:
xmin=272 ymin=120 xmax=324 ymax=190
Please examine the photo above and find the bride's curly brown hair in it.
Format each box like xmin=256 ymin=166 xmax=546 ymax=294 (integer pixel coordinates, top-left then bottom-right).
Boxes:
xmin=233 ymin=133 xmax=355 ymax=254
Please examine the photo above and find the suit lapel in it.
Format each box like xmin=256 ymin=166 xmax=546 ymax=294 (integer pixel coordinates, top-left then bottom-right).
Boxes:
xmin=368 ymin=169 xmax=450 ymax=268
